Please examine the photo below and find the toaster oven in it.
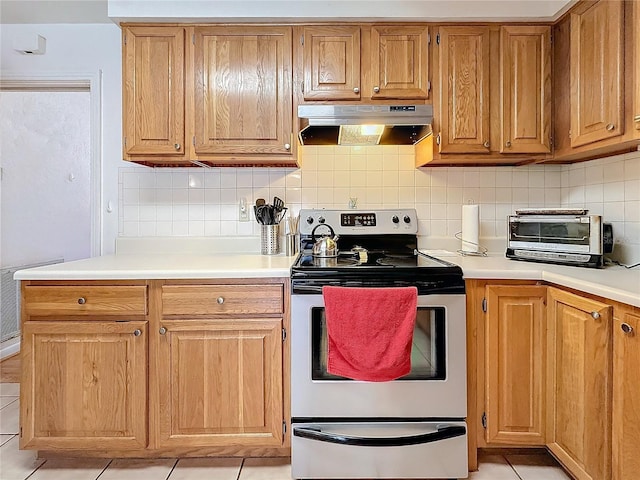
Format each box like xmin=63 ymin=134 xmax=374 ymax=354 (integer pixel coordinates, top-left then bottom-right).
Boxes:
xmin=506 ymin=211 xmax=612 ymax=268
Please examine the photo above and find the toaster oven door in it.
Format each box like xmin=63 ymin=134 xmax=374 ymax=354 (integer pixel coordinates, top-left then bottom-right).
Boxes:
xmin=508 ymin=216 xmax=599 ymax=253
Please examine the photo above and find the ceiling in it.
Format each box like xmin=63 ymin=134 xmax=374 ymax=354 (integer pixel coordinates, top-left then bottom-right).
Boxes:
xmin=0 ymin=0 xmax=576 ymax=24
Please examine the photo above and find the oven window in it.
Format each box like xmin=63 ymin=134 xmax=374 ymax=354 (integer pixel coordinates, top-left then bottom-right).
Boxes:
xmin=311 ymin=307 xmax=446 ymax=381
xmin=510 ymin=221 xmax=590 ymax=245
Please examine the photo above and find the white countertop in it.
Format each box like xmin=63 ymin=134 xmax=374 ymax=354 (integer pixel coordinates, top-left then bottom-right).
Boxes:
xmin=13 ymin=240 xmax=640 ymax=308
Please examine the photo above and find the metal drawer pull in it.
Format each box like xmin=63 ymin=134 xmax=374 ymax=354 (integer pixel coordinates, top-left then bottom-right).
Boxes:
xmin=159 ymin=327 xmax=167 ymax=335
xmin=606 ymin=123 xmax=615 ymax=131
xmin=174 ymin=143 xmax=181 ymax=150
xmin=505 ymin=141 xmax=512 ymax=147
xmin=483 ymin=141 xmax=490 ymax=148
xmin=77 ymin=297 xmax=86 ymax=305
xmin=621 ymin=323 xmax=634 ymax=335
xmin=217 ymin=297 xmax=225 ymax=304
xmin=133 ymin=329 xmax=142 ymax=337
xmin=591 ymin=311 xmax=601 ymax=320
xmin=284 ymin=143 xmax=291 ymax=151
xmin=353 ymin=87 xmax=359 ymax=94
xmin=373 ymin=86 xmax=380 ymax=93
xmin=293 ymin=425 xmax=466 ymax=447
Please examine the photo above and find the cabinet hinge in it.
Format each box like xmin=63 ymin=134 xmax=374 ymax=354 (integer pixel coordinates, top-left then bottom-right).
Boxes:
xmin=482 ymin=412 xmax=487 ymax=429
xmin=301 ymin=35 xmax=304 ymax=46
xmin=436 ymin=133 xmax=441 ymax=146
xmin=427 ymin=80 xmax=431 ymax=93
xmin=192 ymin=34 xmax=195 ymax=44
xmin=428 ymin=32 xmax=431 ymax=45
xmin=550 ymin=136 xmax=553 ymax=147
xmin=123 ymin=137 xmax=127 ymax=147
xmin=482 ymin=297 xmax=487 ymax=313
xmin=282 ymin=327 xmax=287 ymax=342
xmin=123 ymin=34 xmax=127 ymax=46
xmin=283 ymin=420 xmax=287 ymax=434
xmin=301 ymin=80 xmax=304 ymax=94
xmin=192 ymin=136 xmax=196 ymax=146
xmin=20 ymin=427 xmax=22 ymax=437
xmin=436 ymin=33 xmax=440 ymax=45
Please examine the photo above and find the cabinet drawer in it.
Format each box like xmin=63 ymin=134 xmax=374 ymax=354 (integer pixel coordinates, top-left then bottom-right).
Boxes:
xmin=23 ymin=286 xmax=148 ymax=317
xmin=162 ymin=284 xmax=284 ymax=316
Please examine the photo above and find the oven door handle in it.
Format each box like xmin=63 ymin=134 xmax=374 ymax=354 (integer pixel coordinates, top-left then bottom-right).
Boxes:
xmin=292 ymin=425 xmax=466 ymax=447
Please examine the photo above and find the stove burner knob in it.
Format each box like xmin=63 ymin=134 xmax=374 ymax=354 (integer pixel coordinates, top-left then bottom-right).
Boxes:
xmin=392 ymin=215 xmax=400 ymax=224
xmin=403 ymin=215 xmax=411 ymax=224
xmin=318 ymin=217 xmax=325 ymax=224
xmin=306 ymin=216 xmax=314 ymax=224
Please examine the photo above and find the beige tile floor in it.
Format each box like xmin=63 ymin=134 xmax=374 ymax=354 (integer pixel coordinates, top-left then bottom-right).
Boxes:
xmin=0 ymin=381 xmax=571 ymax=480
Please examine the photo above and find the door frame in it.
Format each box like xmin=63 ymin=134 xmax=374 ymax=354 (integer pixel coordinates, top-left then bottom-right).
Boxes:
xmin=0 ymin=71 xmax=103 ymax=257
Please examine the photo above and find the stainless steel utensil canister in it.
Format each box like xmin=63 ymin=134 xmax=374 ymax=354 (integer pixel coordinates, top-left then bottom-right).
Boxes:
xmin=285 ymin=233 xmax=299 ymax=256
xmin=261 ymin=224 xmax=279 ymax=255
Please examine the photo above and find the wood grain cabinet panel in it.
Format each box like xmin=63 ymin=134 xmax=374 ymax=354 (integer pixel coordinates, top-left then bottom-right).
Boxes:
xmin=570 ymin=0 xmax=624 ymax=147
xmin=302 ymin=26 xmax=361 ymax=100
xmin=500 ymin=26 xmax=551 ymax=153
xmin=485 ymin=285 xmax=547 ymax=445
xmin=369 ymin=26 xmax=429 ymax=100
xmin=155 ymin=320 xmax=283 ymax=448
xmin=547 ymin=287 xmax=612 ymax=480
xmin=20 ymin=321 xmax=148 ymax=450
xmin=612 ymin=309 xmax=640 ymax=480
xmin=193 ymin=26 xmax=293 ymax=157
xmin=437 ymin=26 xmax=491 ymax=154
xmin=634 ymin=0 xmax=640 ymax=132
xmin=122 ymin=26 xmax=185 ymax=157
xmin=23 ymin=285 xmax=147 ymax=317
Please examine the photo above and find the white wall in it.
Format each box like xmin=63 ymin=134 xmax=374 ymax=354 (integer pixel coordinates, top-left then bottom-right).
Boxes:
xmin=0 ymin=23 xmax=124 ymax=255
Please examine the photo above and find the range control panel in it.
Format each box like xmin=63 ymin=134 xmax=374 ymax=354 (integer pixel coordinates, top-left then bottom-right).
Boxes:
xmin=299 ymin=209 xmax=418 ymax=235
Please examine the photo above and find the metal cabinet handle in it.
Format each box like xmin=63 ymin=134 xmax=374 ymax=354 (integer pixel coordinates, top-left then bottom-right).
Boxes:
xmin=284 ymin=143 xmax=291 ymax=151
xmin=133 ymin=329 xmax=142 ymax=337
xmin=353 ymin=87 xmax=359 ymax=94
xmin=621 ymin=323 xmax=634 ymax=335
xmin=217 ymin=297 xmax=225 ymax=305
xmin=78 ymin=297 xmax=86 ymax=305
xmin=591 ymin=311 xmax=601 ymax=320
xmin=505 ymin=141 xmax=512 ymax=148
xmin=174 ymin=143 xmax=181 ymax=150
xmin=159 ymin=327 xmax=167 ymax=335
xmin=483 ymin=141 xmax=490 ymax=148
xmin=606 ymin=124 xmax=615 ymax=131
xmin=373 ymin=86 xmax=380 ymax=93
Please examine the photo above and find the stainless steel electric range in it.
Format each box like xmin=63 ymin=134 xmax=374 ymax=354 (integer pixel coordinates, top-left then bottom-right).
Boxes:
xmin=290 ymin=209 xmax=468 ymax=480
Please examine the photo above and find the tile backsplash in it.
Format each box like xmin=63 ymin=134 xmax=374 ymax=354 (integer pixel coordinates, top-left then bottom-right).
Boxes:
xmin=119 ymin=146 xmax=640 ymax=262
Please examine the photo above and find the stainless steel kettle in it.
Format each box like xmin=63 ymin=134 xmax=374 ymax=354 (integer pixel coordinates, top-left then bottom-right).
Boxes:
xmin=311 ymin=224 xmax=339 ymax=257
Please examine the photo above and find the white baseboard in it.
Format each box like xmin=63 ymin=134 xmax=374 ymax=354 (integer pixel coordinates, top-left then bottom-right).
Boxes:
xmin=0 ymin=337 xmax=20 ymax=360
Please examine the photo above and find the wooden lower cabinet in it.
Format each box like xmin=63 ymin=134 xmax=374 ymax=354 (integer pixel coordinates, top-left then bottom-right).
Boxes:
xmin=154 ymin=319 xmax=283 ymax=448
xmin=546 ymin=287 xmax=613 ymax=480
xmin=485 ymin=285 xmax=547 ymax=445
xmin=20 ymin=320 xmax=148 ymax=450
xmin=612 ymin=307 xmax=640 ymax=480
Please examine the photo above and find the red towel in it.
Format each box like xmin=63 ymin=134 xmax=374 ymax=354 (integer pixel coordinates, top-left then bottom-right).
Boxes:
xmin=322 ymin=286 xmax=418 ymax=382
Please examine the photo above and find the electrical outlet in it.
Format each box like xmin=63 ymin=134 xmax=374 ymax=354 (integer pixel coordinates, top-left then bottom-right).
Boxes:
xmin=239 ymin=198 xmax=250 ymax=222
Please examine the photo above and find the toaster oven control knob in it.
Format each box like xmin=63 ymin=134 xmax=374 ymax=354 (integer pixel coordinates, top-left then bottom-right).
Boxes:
xmin=403 ymin=215 xmax=411 ymax=224
xmin=306 ymin=216 xmax=314 ymax=225
xmin=318 ymin=216 xmax=325 ymax=224
xmin=392 ymin=215 xmax=399 ymax=224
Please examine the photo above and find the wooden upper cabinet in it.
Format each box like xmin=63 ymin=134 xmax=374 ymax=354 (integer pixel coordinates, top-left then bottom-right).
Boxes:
xmin=302 ymin=26 xmax=361 ymax=100
xmin=546 ymin=287 xmax=612 ymax=480
xmin=437 ymin=26 xmax=491 ymax=154
xmin=500 ymin=26 xmax=551 ymax=154
xmin=570 ymin=0 xmax=624 ymax=147
xmin=123 ymin=26 xmax=185 ymax=157
xmin=634 ymin=0 xmax=640 ymax=132
xmin=612 ymin=309 xmax=640 ymax=480
xmin=193 ymin=26 xmax=293 ymax=157
xmin=485 ymin=285 xmax=547 ymax=446
xmin=20 ymin=321 xmax=148 ymax=450
xmin=368 ymin=26 xmax=429 ymax=100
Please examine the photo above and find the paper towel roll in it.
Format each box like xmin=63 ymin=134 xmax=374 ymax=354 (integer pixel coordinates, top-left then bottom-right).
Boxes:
xmin=461 ymin=204 xmax=479 ymax=253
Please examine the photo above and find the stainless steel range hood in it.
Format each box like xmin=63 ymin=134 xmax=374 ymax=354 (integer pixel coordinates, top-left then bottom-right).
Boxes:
xmin=298 ymin=104 xmax=433 ymax=146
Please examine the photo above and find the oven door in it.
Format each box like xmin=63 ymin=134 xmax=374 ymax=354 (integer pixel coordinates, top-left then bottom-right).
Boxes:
xmin=291 ymin=293 xmax=467 ymax=418
xmin=291 ymin=420 xmax=468 ymax=479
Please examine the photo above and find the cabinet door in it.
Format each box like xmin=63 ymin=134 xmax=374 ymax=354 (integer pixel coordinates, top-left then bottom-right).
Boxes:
xmin=612 ymin=310 xmax=640 ymax=480
xmin=155 ymin=319 xmax=283 ymax=448
xmin=123 ymin=26 xmax=185 ymax=156
xmin=369 ymin=26 xmax=429 ymax=100
xmin=20 ymin=321 xmax=148 ymax=450
xmin=547 ymin=287 xmax=612 ymax=480
xmin=500 ymin=26 xmax=551 ymax=154
xmin=193 ymin=26 xmax=293 ymax=156
xmin=302 ymin=26 xmax=361 ymax=101
xmin=485 ymin=285 xmax=547 ymax=445
xmin=634 ymin=0 xmax=640 ymax=132
xmin=570 ymin=0 xmax=624 ymax=147
xmin=438 ymin=27 xmax=491 ymax=154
